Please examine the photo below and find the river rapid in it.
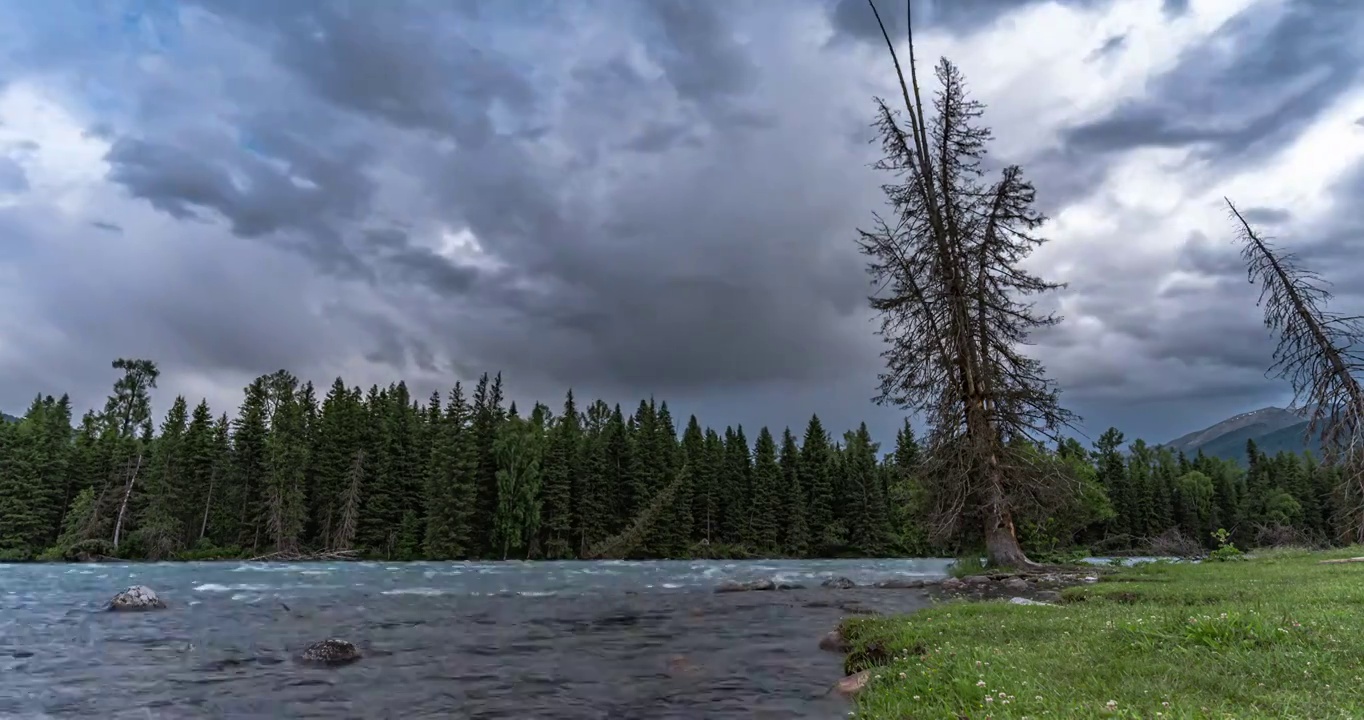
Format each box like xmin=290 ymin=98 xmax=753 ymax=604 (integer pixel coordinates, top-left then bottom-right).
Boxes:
xmin=0 ymin=558 xmax=952 ymax=719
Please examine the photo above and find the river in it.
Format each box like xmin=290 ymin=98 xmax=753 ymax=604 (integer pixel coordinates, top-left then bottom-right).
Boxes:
xmin=0 ymin=558 xmax=953 ymax=719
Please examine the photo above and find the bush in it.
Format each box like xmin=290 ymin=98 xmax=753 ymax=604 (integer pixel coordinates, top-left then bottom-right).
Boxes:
xmin=1208 ymin=528 xmax=1244 ymax=562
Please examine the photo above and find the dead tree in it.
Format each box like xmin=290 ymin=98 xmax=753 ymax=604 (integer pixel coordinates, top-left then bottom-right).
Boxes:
xmin=856 ymin=0 xmax=1076 ymax=567
xmin=1227 ymin=200 xmax=1364 ymax=541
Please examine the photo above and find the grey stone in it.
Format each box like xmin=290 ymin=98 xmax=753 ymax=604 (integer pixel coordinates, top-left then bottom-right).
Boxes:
xmin=108 ymin=585 xmax=166 ymax=611
xmin=301 ymin=639 xmax=361 ymax=666
xmin=715 ymin=579 xmax=776 ymax=593
xmin=819 ymin=629 xmax=850 ymax=653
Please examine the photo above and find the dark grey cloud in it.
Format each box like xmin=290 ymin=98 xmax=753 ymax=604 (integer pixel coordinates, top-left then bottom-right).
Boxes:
xmin=1235 ymin=207 xmax=1293 ymax=226
xmin=1162 ymin=0 xmax=1191 ymax=17
xmin=1062 ymin=0 xmax=1364 ymax=167
xmin=828 ymin=0 xmax=1107 ymax=42
xmin=1 ymin=0 xmax=1362 ymax=449
xmin=1088 ymin=34 xmax=1128 ymax=62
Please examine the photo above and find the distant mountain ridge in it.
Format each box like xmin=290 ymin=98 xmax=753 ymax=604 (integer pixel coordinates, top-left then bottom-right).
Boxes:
xmin=1164 ymin=406 xmax=1320 ymax=464
xmin=1 ymin=411 xmax=18 ymax=424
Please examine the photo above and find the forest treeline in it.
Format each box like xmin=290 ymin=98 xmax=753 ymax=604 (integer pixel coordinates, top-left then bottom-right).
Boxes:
xmin=0 ymin=358 xmax=1348 ymax=562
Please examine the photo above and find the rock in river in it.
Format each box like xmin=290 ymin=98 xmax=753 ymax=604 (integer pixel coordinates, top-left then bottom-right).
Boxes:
xmin=874 ymin=577 xmax=930 ymax=589
xmin=301 ymin=639 xmax=362 ymax=666
xmin=108 ymin=585 xmax=166 ymax=611
xmin=835 ymin=670 xmax=871 ymax=696
xmin=821 ymin=576 xmax=856 ymax=590
xmin=715 ymin=579 xmax=775 ymax=593
xmin=818 ymin=629 xmax=850 ymax=653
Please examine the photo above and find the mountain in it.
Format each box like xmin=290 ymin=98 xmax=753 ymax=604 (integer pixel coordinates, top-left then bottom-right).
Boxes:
xmin=1164 ymin=407 xmax=1319 ymax=464
xmin=1 ymin=412 xmax=18 ymax=423
xmin=1164 ymin=407 xmax=1303 ymax=454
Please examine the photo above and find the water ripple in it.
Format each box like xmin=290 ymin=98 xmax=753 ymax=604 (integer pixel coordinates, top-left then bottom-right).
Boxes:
xmin=0 ymin=558 xmax=950 ymax=718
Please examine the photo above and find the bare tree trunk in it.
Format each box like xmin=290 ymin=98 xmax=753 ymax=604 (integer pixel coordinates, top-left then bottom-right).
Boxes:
xmin=199 ymin=468 xmax=216 ymax=542
xmin=332 ymin=451 xmax=364 ymax=552
xmin=983 ymin=482 xmax=1030 ymax=568
xmin=112 ymin=452 xmax=143 ymax=550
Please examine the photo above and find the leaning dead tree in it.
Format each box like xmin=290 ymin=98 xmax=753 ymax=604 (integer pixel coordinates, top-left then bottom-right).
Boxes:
xmin=1227 ymin=200 xmax=1364 ymax=542
xmin=856 ymin=0 xmax=1076 ymax=567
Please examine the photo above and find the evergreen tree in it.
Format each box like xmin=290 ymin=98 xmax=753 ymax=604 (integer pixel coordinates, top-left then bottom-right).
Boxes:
xmin=231 ymin=377 xmax=270 ymax=551
xmin=697 ymin=428 xmax=725 ymax=545
xmin=424 ymin=383 xmax=477 ymax=559
xmin=719 ymin=426 xmax=751 ymax=545
xmin=264 ymin=379 xmax=308 ymax=553
xmin=800 ymin=414 xmax=836 ymax=553
xmin=778 ymin=427 xmax=808 ymax=556
xmin=748 ymin=427 xmax=782 ymax=552
xmin=539 ymin=390 xmax=581 ymax=559
xmin=1093 ymin=428 xmax=1130 ymax=541
xmin=137 ymin=395 xmax=189 ymax=559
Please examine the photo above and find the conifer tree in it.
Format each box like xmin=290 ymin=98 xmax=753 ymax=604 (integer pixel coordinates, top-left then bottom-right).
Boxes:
xmin=424 ymin=383 xmax=477 ymax=558
xmin=264 ymin=378 xmax=308 ymax=553
xmin=778 ymin=427 xmax=808 ymax=556
xmin=539 ymin=390 xmax=580 ymax=558
xmin=749 ymin=427 xmax=782 ymax=552
xmin=137 ymin=395 xmax=189 ymax=559
xmin=1093 ymin=428 xmax=1130 ymax=539
xmin=799 ymin=414 xmax=835 ymax=553
xmin=231 ymin=377 xmax=270 ymax=551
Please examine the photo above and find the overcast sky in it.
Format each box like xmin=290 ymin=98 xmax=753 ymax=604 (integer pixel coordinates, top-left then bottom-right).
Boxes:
xmin=1 ymin=0 xmax=1361 ymax=447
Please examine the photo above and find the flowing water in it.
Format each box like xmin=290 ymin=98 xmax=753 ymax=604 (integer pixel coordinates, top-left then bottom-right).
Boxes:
xmin=0 ymin=558 xmax=953 ymax=719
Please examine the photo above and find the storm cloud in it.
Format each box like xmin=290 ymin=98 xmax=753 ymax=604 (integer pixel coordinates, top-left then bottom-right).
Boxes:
xmin=1 ymin=0 xmax=1361 ymax=445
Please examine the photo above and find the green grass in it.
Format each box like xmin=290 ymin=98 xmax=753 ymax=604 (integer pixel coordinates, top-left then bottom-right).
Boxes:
xmin=841 ymin=547 xmax=1364 ymax=719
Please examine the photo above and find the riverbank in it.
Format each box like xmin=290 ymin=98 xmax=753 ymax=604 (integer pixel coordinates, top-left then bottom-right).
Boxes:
xmin=837 ymin=548 xmax=1364 ymax=718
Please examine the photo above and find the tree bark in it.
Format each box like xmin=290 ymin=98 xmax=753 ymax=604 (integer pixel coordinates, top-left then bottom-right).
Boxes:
xmin=112 ymin=451 xmax=143 ymax=550
xmin=984 ymin=504 xmax=1030 ymax=569
xmin=982 ymin=469 xmax=1032 ymax=569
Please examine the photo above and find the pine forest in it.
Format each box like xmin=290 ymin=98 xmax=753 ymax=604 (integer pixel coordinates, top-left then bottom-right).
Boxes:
xmin=0 ymin=358 xmax=1351 ymax=563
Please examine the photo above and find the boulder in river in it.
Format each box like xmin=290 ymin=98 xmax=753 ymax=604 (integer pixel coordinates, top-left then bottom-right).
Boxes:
xmin=818 ymin=629 xmax=850 ymax=653
xmin=874 ymin=577 xmax=930 ymax=589
xmin=835 ymin=670 xmax=871 ymax=696
xmin=821 ymin=576 xmax=856 ymax=590
xmin=715 ymin=579 xmax=776 ymax=593
xmin=301 ymin=639 xmax=362 ymax=666
xmin=108 ymin=585 xmax=166 ymax=611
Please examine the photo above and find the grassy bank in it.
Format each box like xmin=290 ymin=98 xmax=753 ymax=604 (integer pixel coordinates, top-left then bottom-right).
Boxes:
xmin=841 ymin=548 xmax=1364 ymax=719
